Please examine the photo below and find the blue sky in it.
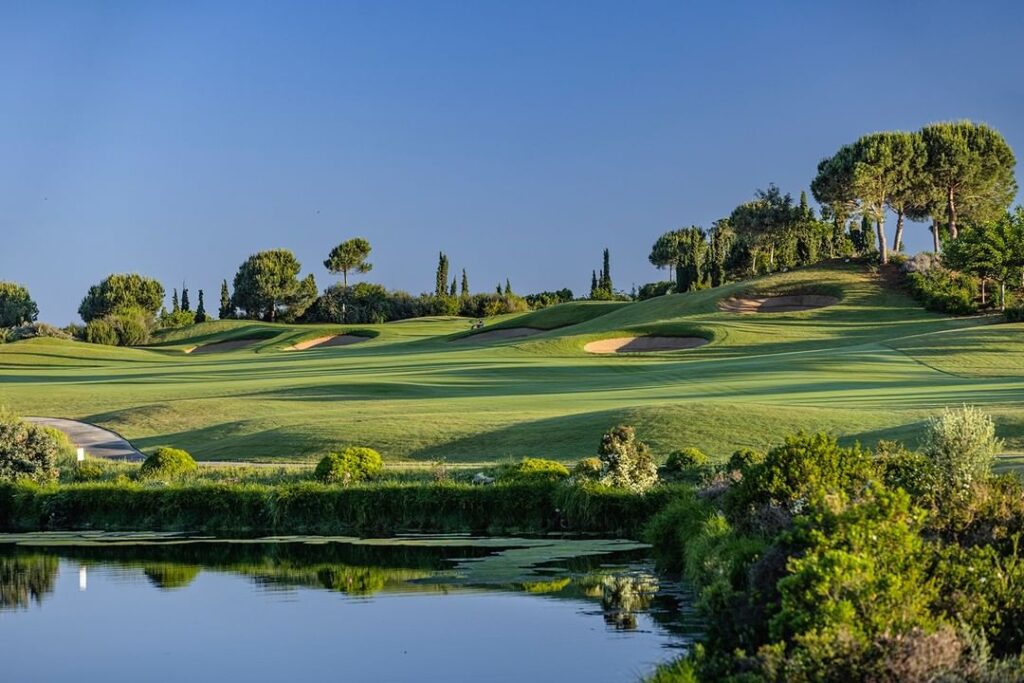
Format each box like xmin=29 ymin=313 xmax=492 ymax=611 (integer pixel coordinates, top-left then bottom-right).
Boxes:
xmin=2 ymin=0 xmax=1022 ymax=323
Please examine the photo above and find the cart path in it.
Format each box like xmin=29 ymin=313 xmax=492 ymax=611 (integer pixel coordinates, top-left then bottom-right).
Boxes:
xmin=23 ymin=417 xmax=145 ymax=462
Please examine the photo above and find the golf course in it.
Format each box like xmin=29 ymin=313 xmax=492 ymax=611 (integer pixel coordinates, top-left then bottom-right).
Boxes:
xmin=2 ymin=262 xmax=1019 ymax=465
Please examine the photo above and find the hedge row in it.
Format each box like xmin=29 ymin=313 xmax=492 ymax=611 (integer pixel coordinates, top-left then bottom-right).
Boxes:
xmin=0 ymin=481 xmax=690 ymax=538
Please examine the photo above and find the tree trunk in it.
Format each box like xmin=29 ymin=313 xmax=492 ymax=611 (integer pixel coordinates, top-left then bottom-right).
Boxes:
xmin=893 ymin=210 xmax=905 ymax=252
xmin=768 ymin=244 xmax=775 ymax=271
xmin=876 ymin=219 xmax=888 ymax=265
xmin=1001 ymin=281 xmax=1006 ymax=312
xmin=931 ymin=222 xmax=941 ymax=253
xmin=947 ymin=187 xmax=958 ymax=239
xmin=981 ymin=279 xmax=986 ymax=305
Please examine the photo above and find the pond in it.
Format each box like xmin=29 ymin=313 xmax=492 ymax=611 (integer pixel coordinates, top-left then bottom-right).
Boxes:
xmin=0 ymin=533 xmax=701 ymax=683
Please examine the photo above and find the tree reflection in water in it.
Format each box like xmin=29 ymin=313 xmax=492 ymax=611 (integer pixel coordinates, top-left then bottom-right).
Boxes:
xmin=0 ymin=554 xmax=59 ymax=610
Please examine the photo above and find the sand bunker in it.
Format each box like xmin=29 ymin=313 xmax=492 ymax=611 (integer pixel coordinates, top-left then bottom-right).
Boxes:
xmin=584 ymin=336 xmax=708 ymax=354
xmin=452 ymin=327 xmax=544 ymax=344
xmin=719 ymin=294 xmax=838 ymax=314
xmin=287 ymin=334 xmax=368 ymax=351
xmin=185 ymin=339 xmax=261 ymax=354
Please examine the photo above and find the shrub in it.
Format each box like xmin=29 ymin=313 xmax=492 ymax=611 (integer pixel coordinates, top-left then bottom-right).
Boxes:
xmin=727 ymin=447 xmax=765 ymax=472
xmin=157 ymin=308 xmax=196 ymax=329
xmin=140 ymin=447 xmax=198 ymax=480
xmin=726 ymin=432 xmax=876 ymax=521
xmin=72 ymin=460 xmax=107 ymax=483
xmin=572 ymin=457 xmax=603 ymax=481
xmin=638 ymin=281 xmax=675 ymax=300
xmin=597 ymin=425 xmax=658 ymax=493
xmin=873 ymin=440 xmax=935 ymax=498
xmin=0 ymin=411 xmax=63 ymax=483
xmin=7 ymin=322 xmax=72 ymax=341
xmin=0 ymin=282 xmax=38 ymax=327
xmin=665 ymin=448 xmax=709 ymax=473
xmin=107 ymin=307 xmax=151 ymax=346
xmin=906 ymin=268 xmax=978 ymax=315
xmin=313 ymin=447 xmax=384 ymax=484
xmin=498 ymin=458 xmax=570 ymax=484
xmin=922 ymin=405 xmax=1002 ymax=495
xmin=84 ymin=319 xmax=118 ymax=345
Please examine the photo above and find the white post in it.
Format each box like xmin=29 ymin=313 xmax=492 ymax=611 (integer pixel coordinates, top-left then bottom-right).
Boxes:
xmin=76 ymin=448 xmax=85 ymax=462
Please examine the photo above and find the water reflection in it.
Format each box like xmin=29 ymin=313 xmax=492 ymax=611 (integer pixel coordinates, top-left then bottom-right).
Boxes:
xmin=0 ymin=554 xmax=58 ymax=609
xmin=0 ymin=535 xmax=703 ymax=683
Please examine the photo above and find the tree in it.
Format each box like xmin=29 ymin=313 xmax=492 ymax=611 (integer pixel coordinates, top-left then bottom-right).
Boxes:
xmin=945 ymin=209 xmax=1024 ymax=310
xmin=812 ymin=145 xmax=860 ymax=258
xmin=194 ymin=289 xmax=208 ymax=323
xmin=435 ymin=252 xmax=449 ymax=297
xmin=449 ymin=277 xmax=457 ymax=297
xmin=0 ymin=282 xmax=39 ymax=327
xmin=231 ymin=249 xmax=317 ymax=322
xmin=460 ymin=269 xmax=469 ymax=298
xmin=504 ymin=278 xmax=512 ymax=295
xmin=851 ymin=132 xmax=904 ymax=264
xmin=324 ymin=237 xmax=373 ymax=287
xmin=883 ymin=131 xmax=929 ymax=253
xmin=676 ymin=226 xmax=708 ymax=292
xmin=649 ymin=230 xmax=684 ymax=291
xmin=601 ymin=248 xmax=612 ymax=291
xmin=181 ymin=286 xmax=190 ymax=312
xmin=78 ymin=274 xmax=165 ymax=322
xmin=171 ymin=289 xmax=180 ymax=313
xmin=219 ymin=280 xmax=233 ymax=319
xmin=921 ymin=121 xmax=1017 ymax=240
xmin=730 ymin=184 xmax=797 ymax=272
xmin=591 ymin=270 xmax=599 ymax=296
xmin=708 ymin=220 xmax=734 ymax=287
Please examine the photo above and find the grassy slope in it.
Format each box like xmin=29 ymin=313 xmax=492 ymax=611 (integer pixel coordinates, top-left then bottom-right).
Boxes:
xmin=1 ymin=263 xmax=1020 ymax=464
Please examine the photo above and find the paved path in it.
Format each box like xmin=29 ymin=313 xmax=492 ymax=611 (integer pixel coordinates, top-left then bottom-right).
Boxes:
xmin=23 ymin=417 xmax=145 ymax=462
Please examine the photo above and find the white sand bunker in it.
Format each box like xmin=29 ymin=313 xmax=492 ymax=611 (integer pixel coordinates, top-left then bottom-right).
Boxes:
xmin=719 ymin=294 xmax=838 ymax=314
xmin=584 ymin=336 xmax=708 ymax=354
xmin=286 ymin=334 xmax=368 ymax=351
xmin=185 ymin=339 xmax=262 ymax=354
xmin=452 ymin=327 xmax=544 ymax=344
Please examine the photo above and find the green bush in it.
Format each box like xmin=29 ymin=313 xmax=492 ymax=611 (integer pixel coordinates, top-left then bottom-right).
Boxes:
xmin=0 ymin=411 xmax=63 ymax=483
xmin=726 ymin=431 xmax=876 ymax=521
xmin=906 ymin=268 xmax=978 ymax=315
xmin=84 ymin=319 xmax=118 ymax=345
xmin=571 ymin=457 xmax=603 ymax=481
xmin=498 ymin=458 xmax=570 ymax=483
xmin=140 ymin=447 xmax=198 ymax=480
xmin=726 ymin=447 xmax=764 ymax=472
xmin=72 ymin=460 xmax=107 ymax=483
xmin=873 ymin=439 xmax=935 ymax=498
xmin=313 ymin=447 xmax=384 ymax=484
xmin=597 ymin=425 xmax=658 ymax=493
xmin=922 ymin=405 xmax=1002 ymax=496
xmin=107 ymin=307 xmax=151 ymax=346
xmin=664 ymin=448 xmax=709 ymax=473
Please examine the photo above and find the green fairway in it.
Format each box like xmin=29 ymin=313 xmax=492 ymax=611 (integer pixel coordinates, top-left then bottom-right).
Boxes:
xmin=1 ymin=263 xmax=1021 ymax=464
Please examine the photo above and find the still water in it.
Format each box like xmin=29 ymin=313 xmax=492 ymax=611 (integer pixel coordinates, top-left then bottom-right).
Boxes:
xmin=0 ymin=533 xmax=700 ymax=683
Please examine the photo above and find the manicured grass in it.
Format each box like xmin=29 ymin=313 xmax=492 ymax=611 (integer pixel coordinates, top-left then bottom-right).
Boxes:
xmin=1 ymin=263 xmax=1020 ymax=463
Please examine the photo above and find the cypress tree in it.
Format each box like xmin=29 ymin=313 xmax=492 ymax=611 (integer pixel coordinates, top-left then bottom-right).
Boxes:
xmin=496 ymin=283 xmax=502 ymax=295
xmin=195 ymin=290 xmax=207 ymax=322
xmin=591 ymin=270 xmax=598 ymax=296
xmin=172 ymin=289 xmax=180 ymax=313
xmin=460 ymin=269 xmax=469 ymax=297
xmin=504 ymin=278 xmax=511 ymax=295
xmin=449 ymin=277 xmax=457 ymax=297
xmin=181 ymin=286 xmax=190 ymax=312
xmin=601 ymin=248 xmax=612 ymax=291
xmin=219 ymin=280 xmax=232 ymax=319
xmin=435 ymin=252 xmax=449 ymax=297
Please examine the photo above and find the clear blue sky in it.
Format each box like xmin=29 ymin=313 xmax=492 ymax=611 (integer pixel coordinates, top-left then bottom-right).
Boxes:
xmin=2 ymin=1 xmax=1022 ymax=323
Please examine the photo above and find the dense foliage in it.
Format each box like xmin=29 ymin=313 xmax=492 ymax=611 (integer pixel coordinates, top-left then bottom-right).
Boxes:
xmin=497 ymin=458 xmax=570 ymax=484
xmin=598 ymin=425 xmax=659 ymax=493
xmin=139 ymin=447 xmax=198 ymax=481
xmin=313 ymin=447 xmax=384 ymax=484
xmin=231 ymin=249 xmax=317 ymax=322
xmin=0 ymin=282 xmax=39 ymax=328
xmin=646 ymin=408 xmax=1024 ymax=681
xmin=0 ymin=411 xmax=69 ymax=483
xmin=78 ymin=273 xmax=164 ymax=322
